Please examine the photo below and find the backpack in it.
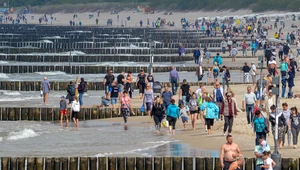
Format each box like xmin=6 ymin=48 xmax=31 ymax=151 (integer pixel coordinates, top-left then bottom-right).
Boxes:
xmin=68 ymin=85 xmax=76 ymax=96
xmin=215 ymin=88 xmax=223 ymax=102
xmin=83 ymin=82 xmax=88 ymax=92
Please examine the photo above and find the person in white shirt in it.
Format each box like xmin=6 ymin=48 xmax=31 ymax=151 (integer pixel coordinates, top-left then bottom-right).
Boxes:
xmin=268 ymin=57 xmax=277 ymax=77
xmin=260 ymin=151 xmax=276 ymax=170
xmin=250 ymin=62 xmax=257 ymax=84
xmin=230 ymin=47 xmax=238 ymax=62
xmin=72 ymin=96 xmax=80 ymax=127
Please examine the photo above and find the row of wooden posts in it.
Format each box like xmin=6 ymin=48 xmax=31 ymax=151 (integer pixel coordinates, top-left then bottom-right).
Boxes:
xmin=0 ymin=156 xmax=299 ymax=170
xmin=0 ymin=81 xmax=252 ymax=91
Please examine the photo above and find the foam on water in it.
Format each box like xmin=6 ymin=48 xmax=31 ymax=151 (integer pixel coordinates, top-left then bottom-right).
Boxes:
xmin=0 ymin=73 xmax=9 ymax=79
xmin=95 ymin=140 xmax=175 ymax=157
xmin=0 ymin=137 xmax=3 ymax=142
xmin=35 ymin=71 xmax=66 ymax=76
xmin=0 ymin=96 xmax=37 ymax=102
xmin=0 ymin=91 xmax=21 ymax=96
xmin=0 ymin=61 xmax=9 ymax=64
xmin=7 ymin=129 xmax=39 ymax=140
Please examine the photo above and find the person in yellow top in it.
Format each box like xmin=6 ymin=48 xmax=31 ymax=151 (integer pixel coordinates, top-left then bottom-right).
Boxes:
xmin=274 ymin=32 xmax=279 ymax=39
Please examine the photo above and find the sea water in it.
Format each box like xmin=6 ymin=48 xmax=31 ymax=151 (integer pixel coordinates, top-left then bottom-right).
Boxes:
xmin=0 ymin=120 xmax=219 ymax=157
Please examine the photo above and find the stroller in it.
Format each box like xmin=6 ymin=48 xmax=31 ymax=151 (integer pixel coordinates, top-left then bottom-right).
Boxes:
xmin=153 ymin=81 xmax=162 ymax=93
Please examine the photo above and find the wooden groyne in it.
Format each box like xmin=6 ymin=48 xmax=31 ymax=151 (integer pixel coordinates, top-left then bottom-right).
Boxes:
xmin=0 ymin=65 xmax=262 ymax=74
xmin=0 ymin=157 xmax=298 ymax=170
xmin=0 ymin=81 xmax=252 ymax=91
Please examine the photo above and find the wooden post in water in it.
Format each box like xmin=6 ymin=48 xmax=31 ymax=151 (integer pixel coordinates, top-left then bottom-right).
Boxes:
xmin=154 ymin=157 xmax=162 ymax=170
xmin=108 ymin=157 xmax=116 ymax=170
xmin=117 ymin=157 xmax=126 ymax=170
xmin=196 ymin=157 xmax=205 ymax=170
xmin=126 ymin=157 xmax=135 ymax=170
xmin=163 ymin=157 xmax=172 ymax=170
xmin=89 ymin=157 xmax=97 ymax=170
xmin=45 ymin=158 xmax=53 ymax=170
xmin=69 ymin=157 xmax=78 ymax=170
xmin=135 ymin=157 xmax=144 ymax=170
xmin=184 ymin=157 xmax=193 ymax=170
xmin=145 ymin=157 xmax=152 ymax=170
xmin=98 ymin=157 xmax=107 ymax=170
xmin=80 ymin=157 xmax=88 ymax=170
xmin=35 ymin=157 xmax=43 ymax=170
xmin=27 ymin=157 xmax=35 ymax=170
xmin=1 ymin=157 xmax=9 ymax=170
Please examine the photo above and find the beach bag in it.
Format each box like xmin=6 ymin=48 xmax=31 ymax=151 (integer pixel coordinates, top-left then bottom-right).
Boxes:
xmin=40 ymin=90 xmax=43 ymax=97
xmin=140 ymin=104 xmax=145 ymax=112
xmin=163 ymin=118 xmax=169 ymax=127
xmin=202 ymin=108 xmax=207 ymax=117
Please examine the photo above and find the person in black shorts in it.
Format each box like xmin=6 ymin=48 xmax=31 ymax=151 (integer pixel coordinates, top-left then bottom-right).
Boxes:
xmin=136 ymin=70 xmax=148 ymax=99
xmin=71 ymin=96 xmax=80 ymax=127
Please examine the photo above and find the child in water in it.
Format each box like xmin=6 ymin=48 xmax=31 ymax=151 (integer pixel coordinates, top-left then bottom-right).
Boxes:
xmin=59 ymin=96 xmax=68 ymax=124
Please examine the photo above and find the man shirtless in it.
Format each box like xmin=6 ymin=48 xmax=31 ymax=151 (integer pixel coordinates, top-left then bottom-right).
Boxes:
xmin=220 ymin=135 xmax=242 ymax=170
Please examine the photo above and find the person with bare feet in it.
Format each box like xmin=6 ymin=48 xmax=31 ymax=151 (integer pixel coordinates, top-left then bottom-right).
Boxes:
xmin=136 ymin=69 xmax=148 ymax=99
xmin=71 ymin=96 xmax=80 ymax=128
xmin=180 ymin=103 xmax=188 ymax=130
xmin=221 ymin=92 xmax=237 ymax=136
xmin=119 ymin=90 xmax=135 ymax=126
xmin=59 ymin=96 xmax=68 ymax=124
xmin=200 ymin=97 xmax=219 ymax=135
xmin=220 ymin=135 xmax=242 ymax=170
xmin=166 ymin=99 xmax=180 ymax=135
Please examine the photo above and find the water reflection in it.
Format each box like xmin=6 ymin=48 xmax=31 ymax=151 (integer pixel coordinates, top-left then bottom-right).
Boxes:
xmin=136 ymin=142 xmax=219 ymax=157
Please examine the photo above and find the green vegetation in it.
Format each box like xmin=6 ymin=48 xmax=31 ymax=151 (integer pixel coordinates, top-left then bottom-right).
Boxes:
xmin=2 ymin=0 xmax=300 ymax=12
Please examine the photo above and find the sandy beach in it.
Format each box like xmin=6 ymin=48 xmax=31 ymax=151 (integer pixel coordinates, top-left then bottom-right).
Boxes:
xmin=103 ymin=77 xmax=300 ymax=158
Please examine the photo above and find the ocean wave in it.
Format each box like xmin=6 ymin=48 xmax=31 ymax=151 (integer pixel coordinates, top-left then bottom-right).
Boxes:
xmin=35 ymin=71 xmax=66 ymax=76
xmin=0 ymin=91 xmax=21 ymax=96
xmin=0 ymin=73 xmax=9 ymax=79
xmin=0 ymin=96 xmax=37 ymax=102
xmin=7 ymin=128 xmax=39 ymax=140
xmin=95 ymin=140 xmax=175 ymax=157
xmin=0 ymin=61 xmax=9 ymax=64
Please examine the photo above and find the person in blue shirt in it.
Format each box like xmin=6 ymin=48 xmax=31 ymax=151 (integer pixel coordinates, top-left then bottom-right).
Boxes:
xmin=200 ymin=96 xmax=219 ymax=134
xmin=253 ymin=110 xmax=269 ymax=145
xmin=213 ymin=53 xmax=223 ymax=66
xmin=166 ymin=99 xmax=180 ymax=135
xmin=251 ymin=40 xmax=257 ymax=57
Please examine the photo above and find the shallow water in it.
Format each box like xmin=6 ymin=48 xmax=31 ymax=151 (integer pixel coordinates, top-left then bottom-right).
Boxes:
xmin=0 ymin=120 xmax=219 ymax=157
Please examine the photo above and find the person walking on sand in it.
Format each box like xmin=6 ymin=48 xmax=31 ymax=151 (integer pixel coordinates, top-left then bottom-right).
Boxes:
xmin=189 ymin=93 xmax=199 ymax=130
xmin=169 ymin=66 xmax=179 ymax=95
xmin=60 ymin=96 xmax=68 ymax=124
xmin=71 ymin=96 xmax=80 ymax=128
xmin=281 ymin=102 xmax=292 ymax=147
xmin=269 ymin=105 xmax=286 ymax=149
xmin=151 ymin=96 xmax=165 ymax=132
xmin=221 ymin=93 xmax=237 ymax=136
xmin=200 ymin=97 xmax=219 ymax=135
xmin=213 ymin=82 xmax=224 ymax=120
xmin=179 ymin=79 xmax=192 ymax=107
xmin=289 ymin=106 xmax=300 ymax=149
xmin=120 ymin=90 xmax=135 ymax=126
xmin=40 ymin=77 xmax=50 ymax=104
xmin=180 ymin=103 xmax=189 ymax=130
xmin=205 ymin=49 xmax=211 ymax=65
xmin=250 ymin=62 xmax=257 ymax=84
xmin=221 ymin=39 xmax=227 ymax=54
xmin=242 ymin=62 xmax=251 ymax=83
xmin=193 ymin=47 xmax=201 ymax=64
xmin=229 ymin=47 xmax=238 ymax=62
xmin=220 ymin=135 xmax=242 ymax=170
xmin=242 ymin=86 xmax=257 ymax=125
xmin=253 ymin=110 xmax=269 ymax=145
xmin=166 ymin=99 xmax=180 ymax=135
xmin=144 ymin=83 xmax=154 ymax=116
